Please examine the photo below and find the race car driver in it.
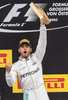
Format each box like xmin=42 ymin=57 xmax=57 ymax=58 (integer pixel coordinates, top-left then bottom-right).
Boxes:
xmin=5 ymin=19 xmax=49 ymax=100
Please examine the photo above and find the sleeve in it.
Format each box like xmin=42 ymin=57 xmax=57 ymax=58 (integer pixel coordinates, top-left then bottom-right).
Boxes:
xmin=34 ymin=24 xmax=47 ymax=62
xmin=5 ymin=63 xmax=17 ymax=87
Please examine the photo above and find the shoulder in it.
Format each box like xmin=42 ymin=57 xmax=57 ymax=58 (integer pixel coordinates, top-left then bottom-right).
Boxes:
xmin=12 ymin=59 xmax=25 ymax=68
xmin=32 ymin=53 xmax=38 ymax=60
xmin=12 ymin=60 xmax=21 ymax=68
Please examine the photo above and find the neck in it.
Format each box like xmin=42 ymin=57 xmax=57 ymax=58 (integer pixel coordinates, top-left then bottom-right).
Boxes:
xmin=21 ymin=54 xmax=30 ymax=59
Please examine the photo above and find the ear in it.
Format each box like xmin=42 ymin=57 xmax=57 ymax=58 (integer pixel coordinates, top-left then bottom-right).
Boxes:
xmin=18 ymin=48 xmax=20 ymax=53
xmin=30 ymin=48 xmax=32 ymax=53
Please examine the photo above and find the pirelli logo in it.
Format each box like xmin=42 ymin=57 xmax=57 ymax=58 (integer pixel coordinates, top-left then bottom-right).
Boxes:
xmin=0 ymin=50 xmax=12 ymax=68
xmin=43 ymin=74 xmax=68 ymax=92
xmin=44 ymin=78 xmax=64 ymax=88
xmin=13 ymin=74 xmax=68 ymax=93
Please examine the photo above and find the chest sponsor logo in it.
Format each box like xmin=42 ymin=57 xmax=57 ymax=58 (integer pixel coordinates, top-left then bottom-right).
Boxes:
xmin=20 ymin=67 xmax=40 ymax=78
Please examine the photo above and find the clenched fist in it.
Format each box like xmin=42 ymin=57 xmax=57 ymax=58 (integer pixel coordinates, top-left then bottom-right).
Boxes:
xmin=5 ymin=63 xmax=12 ymax=72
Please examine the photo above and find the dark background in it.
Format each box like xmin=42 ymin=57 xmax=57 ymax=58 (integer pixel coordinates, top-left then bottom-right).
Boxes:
xmin=0 ymin=0 xmax=68 ymax=100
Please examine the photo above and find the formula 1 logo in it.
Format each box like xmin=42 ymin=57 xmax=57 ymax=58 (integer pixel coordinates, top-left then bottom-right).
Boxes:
xmin=0 ymin=3 xmax=47 ymax=33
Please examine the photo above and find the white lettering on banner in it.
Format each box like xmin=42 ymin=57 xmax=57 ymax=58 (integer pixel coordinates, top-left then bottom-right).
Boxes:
xmin=47 ymin=12 xmax=57 ymax=16
xmin=3 ymin=4 xmax=27 ymax=22
xmin=0 ymin=23 xmax=21 ymax=27
xmin=49 ymin=7 xmax=68 ymax=12
xmin=58 ymin=12 xmax=68 ymax=16
xmin=46 ymin=2 xmax=68 ymax=22
xmin=50 ymin=18 xmax=58 ymax=22
xmin=52 ymin=3 xmax=68 ymax=7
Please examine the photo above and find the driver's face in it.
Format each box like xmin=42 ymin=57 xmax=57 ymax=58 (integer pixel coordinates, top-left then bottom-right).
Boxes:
xmin=18 ymin=44 xmax=32 ymax=58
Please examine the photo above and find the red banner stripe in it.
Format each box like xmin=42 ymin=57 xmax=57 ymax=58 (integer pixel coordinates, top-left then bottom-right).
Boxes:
xmin=0 ymin=53 xmax=7 ymax=57
xmin=43 ymin=78 xmax=65 ymax=82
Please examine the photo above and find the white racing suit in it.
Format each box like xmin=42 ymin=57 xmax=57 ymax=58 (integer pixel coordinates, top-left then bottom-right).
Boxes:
xmin=6 ymin=25 xmax=49 ymax=100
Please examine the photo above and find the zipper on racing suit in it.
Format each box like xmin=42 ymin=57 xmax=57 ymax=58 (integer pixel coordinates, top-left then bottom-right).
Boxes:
xmin=25 ymin=57 xmax=39 ymax=100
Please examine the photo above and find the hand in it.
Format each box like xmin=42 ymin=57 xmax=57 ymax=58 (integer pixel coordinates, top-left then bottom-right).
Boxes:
xmin=40 ymin=20 xmax=45 ymax=25
xmin=5 ymin=63 xmax=12 ymax=72
xmin=40 ymin=14 xmax=47 ymax=25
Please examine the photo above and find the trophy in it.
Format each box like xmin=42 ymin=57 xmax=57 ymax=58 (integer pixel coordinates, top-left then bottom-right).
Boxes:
xmin=29 ymin=2 xmax=51 ymax=25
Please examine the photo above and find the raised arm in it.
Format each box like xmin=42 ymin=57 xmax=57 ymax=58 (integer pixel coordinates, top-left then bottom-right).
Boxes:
xmin=5 ymin=63 xmax=17 ymax=87
xmin=34 ymin=20 xmax=47 ymax=62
